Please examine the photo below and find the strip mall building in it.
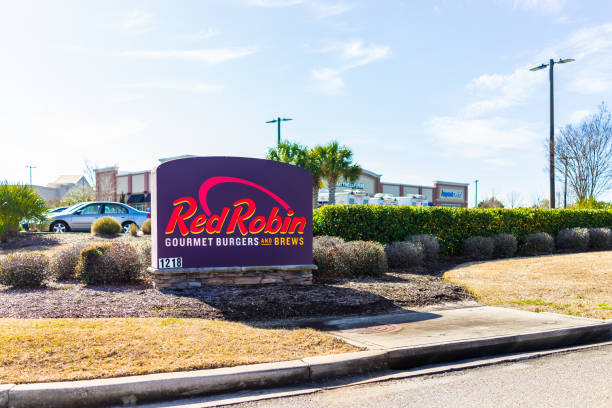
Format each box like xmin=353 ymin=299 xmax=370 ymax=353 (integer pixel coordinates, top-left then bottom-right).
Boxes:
xmin=95 ymin=160 xmax=469 ymax=210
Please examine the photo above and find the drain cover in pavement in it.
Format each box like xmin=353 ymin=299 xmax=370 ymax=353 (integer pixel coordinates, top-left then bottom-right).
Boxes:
xmin=353 ymin=324 xmax=403 ymax=334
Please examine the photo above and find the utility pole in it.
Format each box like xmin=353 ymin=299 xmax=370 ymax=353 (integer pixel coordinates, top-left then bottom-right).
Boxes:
xmin=266 ymin=117 xmax=293 ymax=146
xmin=25 ymin=165 xmax=36 ymax=186
xmin=563 ymin=156 xmax=568 ymax=208
xmin=474 ymin=179 xmax=479 ymax=208
xmin=529 ymin=58 xmax=574 ymax=209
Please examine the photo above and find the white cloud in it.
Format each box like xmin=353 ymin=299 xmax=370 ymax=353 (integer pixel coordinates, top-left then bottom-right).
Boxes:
xmin=246 ymin=0 xmax=305 ymax=7
xmin=511 ymin=0 xmax=566 ymax=14
xmin=464 ymin=68 xmax=544 ymax=117
xmin=178 ymin=28 xmax=219 ymax=41
xmin=122 ymin=8 xmax=153 ymax=29
xmin=313 ymin=40 xmax=390 ymax=93
xmin=246 ymin=0 xmax=352 ymax=18
xmin=117 ymin=47 xmax=258 ymax=64
xmin=568 ymin=109 xmax=593 ymax=124
xmin=119 ymin=82 xmax=224 ymax=93
xmin=424 ymin=116 xmax=540 ymax=159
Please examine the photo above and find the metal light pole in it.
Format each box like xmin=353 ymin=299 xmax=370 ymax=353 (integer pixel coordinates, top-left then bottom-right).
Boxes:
xmin=529 ymin=58 xmax=574 ymax=209
xmin=266 ymin=117 xmax=293 ymax=146
xmin=25 ymin=165 xmax=36 ymax=186
xmin=474 ymin=179 xmax=479 ymax=208
xmin=563 ymin=156 xmax=568 ymax=209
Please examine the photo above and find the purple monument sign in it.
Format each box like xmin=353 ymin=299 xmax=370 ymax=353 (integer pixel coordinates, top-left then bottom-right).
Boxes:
xmin=150 ymin=157 xmax=314 ymax=288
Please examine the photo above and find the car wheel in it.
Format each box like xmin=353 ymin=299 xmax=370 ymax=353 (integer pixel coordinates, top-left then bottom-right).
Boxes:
xmin=51 ymin=221 xmax=69 ymax=233
xmin=122 ymin=222 xmax=134 ymax=234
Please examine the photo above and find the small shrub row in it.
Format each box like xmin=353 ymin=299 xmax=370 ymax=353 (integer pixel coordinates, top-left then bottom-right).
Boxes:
xmin=0 ymin=243 xmax=149 ymax=288
xmin=313 ymin=205 xmax=612 ymax=255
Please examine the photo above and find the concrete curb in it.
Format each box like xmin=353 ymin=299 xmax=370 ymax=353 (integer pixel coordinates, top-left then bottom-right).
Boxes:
xmin=3 ymin=322 xmax=610 ymax=408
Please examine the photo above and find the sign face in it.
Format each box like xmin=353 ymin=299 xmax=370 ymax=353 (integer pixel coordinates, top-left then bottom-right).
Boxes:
xmin=152 ymin=157 xmax=313 ymax=268
xmin=337 ymin=181 xmax=365 ymax=189
xmin=439 ymin=188 xmax=464 ymax=200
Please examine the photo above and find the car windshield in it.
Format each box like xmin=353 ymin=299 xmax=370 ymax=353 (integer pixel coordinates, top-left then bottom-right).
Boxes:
xmin=63 ymin=203 xmax=88 ymax=213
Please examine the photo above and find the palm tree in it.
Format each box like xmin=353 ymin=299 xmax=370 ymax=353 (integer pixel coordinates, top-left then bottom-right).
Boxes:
xmin=267 ymin=141 xmax=324 ymax=209
xmin=316 ymin=141 xmax=361 ymax=205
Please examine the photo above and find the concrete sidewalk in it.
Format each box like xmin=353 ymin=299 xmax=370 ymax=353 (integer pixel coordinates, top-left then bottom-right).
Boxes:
xmin=2 ymin=306 xmax=610 ymax=408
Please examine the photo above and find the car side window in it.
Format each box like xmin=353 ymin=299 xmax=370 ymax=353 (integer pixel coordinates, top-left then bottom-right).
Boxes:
xmin=104 ymin=204 xmax=128 ymax=214
xmin=81 ymin=204 xmax=102 ymax=215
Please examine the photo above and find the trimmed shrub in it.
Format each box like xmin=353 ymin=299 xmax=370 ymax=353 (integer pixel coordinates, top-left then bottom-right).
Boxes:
xmin=313 ymin=236 xmax=344 ymax=277
xmin=521 ymin=232 xmax=554 ymax=254
xmin=141 ymin=219 xmax=151 ymax=235
xmin=91 ymin=217 xmax=121 ymax=236
xmin=410 ymin=234 xmax=439 ymax=261
xmin=493 ymin=233 xmax=518 ymax=258
xmin=0 ymin=182 xmax=47 ymax=241
xmin=313 ymin=240 xmax=387 ymax=278
xmin=385 ymin=241 xmax=424 ymax=268
xmin=313 ymin=205 xmax=612 ymax=255
xmin=556 ymin=228 xmax=590 ymax=252
xmin=139 ymin=241 xmax=152 ymax=269
xmin=588 ymin=227 xmax=612 ymax=250
xmin=314 ymin=235 xmax=345 ymax=248
xmin=332 ymin=241 xmax=387 ymax=278
xmin=50 ymin=244 xmax=88 ymax=280
xmin=75 ymin=243 xmax=143 ymax=285
xmin=129 ymin=223 xmax=139 ymax=236
xmin=463 ymin=236 xmax=494 ymax=260
xmin=0 ymin=252 xmax=51 ymax=288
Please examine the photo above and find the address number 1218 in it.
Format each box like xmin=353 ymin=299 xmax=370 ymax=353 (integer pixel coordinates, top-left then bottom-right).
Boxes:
xmin=158 ymin=257 xmax=183 ymax=269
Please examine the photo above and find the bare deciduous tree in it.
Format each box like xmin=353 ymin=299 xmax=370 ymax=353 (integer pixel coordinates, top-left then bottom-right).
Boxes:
xmin=555 ymin=103 xmax=612 ymax=200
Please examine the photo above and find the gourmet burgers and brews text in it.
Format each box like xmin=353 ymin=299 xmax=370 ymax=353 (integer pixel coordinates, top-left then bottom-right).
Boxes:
xmin=153 ymin=157 xmax=313 ymax=269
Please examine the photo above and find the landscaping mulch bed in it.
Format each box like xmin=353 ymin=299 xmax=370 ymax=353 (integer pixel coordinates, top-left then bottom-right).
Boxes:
xmin=0 ymin=267 xmax=473 ymax=321
xmin=1 ymin=232 xmax=474 ymax=321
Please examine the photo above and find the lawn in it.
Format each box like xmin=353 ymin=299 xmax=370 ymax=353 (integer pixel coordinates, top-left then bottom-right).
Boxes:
xmin=444 ymin=251 xmax=612 ymax=319
xmin=0 ymin=317 xmax=358 ymax=384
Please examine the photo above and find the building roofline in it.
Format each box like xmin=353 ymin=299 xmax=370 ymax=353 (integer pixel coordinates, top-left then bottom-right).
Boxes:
xmin=94 ymin=166 xmax=119 ymax=172
xmin=434 ymin=180 xmax=470 ymax=187
xmin=361 ymin=168 xmax=382 ymax=178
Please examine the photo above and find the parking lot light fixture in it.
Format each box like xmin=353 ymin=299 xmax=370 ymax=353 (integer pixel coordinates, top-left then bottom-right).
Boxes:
xmin=266 ymin=117 xmax=293 ymax=146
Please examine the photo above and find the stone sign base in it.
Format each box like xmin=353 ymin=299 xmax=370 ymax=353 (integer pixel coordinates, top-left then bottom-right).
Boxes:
xmin=151 ymin=264 xmax=316 ymax=289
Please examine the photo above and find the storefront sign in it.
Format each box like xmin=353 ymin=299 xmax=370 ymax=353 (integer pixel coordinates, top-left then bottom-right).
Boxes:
xmin=337 ymin=182 xmax=365 ymax=189
xmin=151 ymin=157 xmax=313 ymax=268
xmin=440 ymin=188 xmax=464 ymax=200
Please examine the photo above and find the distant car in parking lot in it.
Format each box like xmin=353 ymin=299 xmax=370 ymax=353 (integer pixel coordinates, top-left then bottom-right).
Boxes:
xmin=47 ymin=202 xmax=150 ymax=234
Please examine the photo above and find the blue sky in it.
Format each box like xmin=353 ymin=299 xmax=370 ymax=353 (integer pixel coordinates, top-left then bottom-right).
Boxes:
xmin=1 ymin=0 xmax=611 ymax=205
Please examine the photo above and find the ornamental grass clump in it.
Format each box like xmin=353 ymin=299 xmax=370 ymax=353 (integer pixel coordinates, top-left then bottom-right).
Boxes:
xmin=463 ymin=236 xmax=494 ymax=260
xmin=493 ymin=233 xmax=518 ymax=258
xmin=588 ymin=227 xmax=612 ymax=250
xmin=556 ymin=228 xmax=590 ymax=252
xmin=385 ymin=241 xmax=424 ymax=268
xmin=332 ymin=241 xmax=387 ymax=278
xmin=0 ymin=252 xmax=51 ymax=288
xmin=410 ymin=234 xmax=439 ymax=262
xmin=521 ymin=232 xmax=554 ymax=254
xmin=141 ymin=219 xmax=151 ymax=235
xmin=75 ymin=243 xmax=143 ymax=285
xmin=91 ymin=216 xmax=121 ymax=236
xmin=50 ymin=244 xmax=88 ymax=280
xmin=129 ymin=223 xmax=139 ymax=236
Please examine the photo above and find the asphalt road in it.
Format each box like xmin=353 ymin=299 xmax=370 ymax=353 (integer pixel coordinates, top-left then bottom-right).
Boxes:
xmin=229 ymin=345 xmax=612 ymax=408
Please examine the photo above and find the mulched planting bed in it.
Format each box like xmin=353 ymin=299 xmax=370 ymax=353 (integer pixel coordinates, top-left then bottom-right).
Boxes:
xmin=1 ymin=232 xmax=474 ymax=321
xmin=0 ymin=269 xmax=473 ymax=321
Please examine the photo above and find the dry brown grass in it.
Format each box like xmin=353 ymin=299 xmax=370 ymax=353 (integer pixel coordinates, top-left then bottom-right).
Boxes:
xmin=0 ymin=318 xmax=358 ymax=384
xmin=444 ymin=251 xmax=612 ymax=319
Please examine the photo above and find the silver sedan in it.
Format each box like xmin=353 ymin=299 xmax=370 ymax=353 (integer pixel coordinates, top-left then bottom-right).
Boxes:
xmin=48 ymin=202 xmax=150 ymax=233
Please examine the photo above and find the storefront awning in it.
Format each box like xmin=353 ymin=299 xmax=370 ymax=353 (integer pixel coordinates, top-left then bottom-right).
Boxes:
xmin=127 ymin=194 xmax=146 ymax=203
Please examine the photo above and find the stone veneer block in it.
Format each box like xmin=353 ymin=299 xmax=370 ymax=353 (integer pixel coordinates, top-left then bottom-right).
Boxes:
xmin=150 ymin=265 xmax=316 ymax=289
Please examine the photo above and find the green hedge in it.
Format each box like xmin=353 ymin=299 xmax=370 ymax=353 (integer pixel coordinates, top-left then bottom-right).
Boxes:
xmin=313 ymin=205 xmax=612 ymax=255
